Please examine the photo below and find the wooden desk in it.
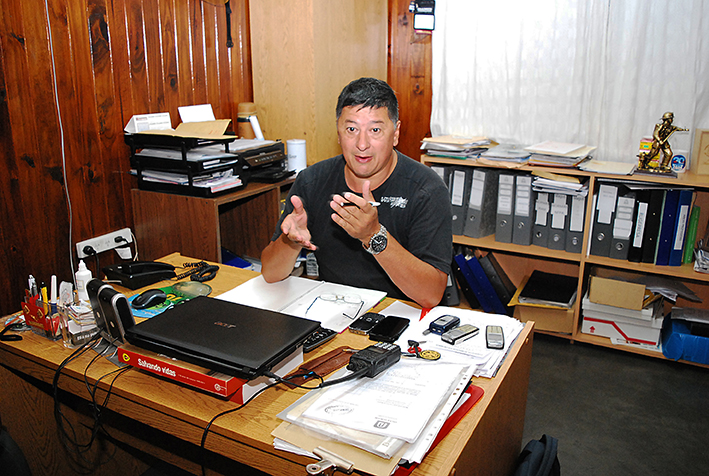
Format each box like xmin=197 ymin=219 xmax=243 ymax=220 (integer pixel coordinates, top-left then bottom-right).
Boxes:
xmin=0 ymin=253 xmax=534 ymax=476
xmin=132 ymin=178 xmax=294 ymax=263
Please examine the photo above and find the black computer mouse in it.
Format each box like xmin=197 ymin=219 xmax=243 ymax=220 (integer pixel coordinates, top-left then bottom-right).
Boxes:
xmin=131 ymin=288 xmax=167 ymax=309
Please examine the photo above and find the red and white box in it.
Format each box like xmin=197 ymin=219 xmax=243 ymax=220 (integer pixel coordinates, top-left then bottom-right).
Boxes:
xmin=117 ymin=343 xmax=303 ymax=404
xmin=581 ymin=312 xmax=663 ymax=346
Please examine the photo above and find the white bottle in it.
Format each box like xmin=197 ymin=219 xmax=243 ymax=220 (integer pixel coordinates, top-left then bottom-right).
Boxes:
xmin=75 ymin=260 xmax=92 ymax=302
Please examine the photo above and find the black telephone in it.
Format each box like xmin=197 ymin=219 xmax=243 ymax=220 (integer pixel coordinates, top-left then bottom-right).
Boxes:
xmin=102 ymin=261 xmax=176 ymax=290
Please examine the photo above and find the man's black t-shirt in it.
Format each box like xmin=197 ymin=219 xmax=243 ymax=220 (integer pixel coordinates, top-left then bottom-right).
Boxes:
xmin=272 ymin=151 xmax=452 ymax=300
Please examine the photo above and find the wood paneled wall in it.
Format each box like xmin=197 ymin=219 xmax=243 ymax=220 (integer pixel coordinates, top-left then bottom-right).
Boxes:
xmin=0 ymin=0 xmax=432 ymax=316
xmin=388 ymin=0 xmax=433 ymax=160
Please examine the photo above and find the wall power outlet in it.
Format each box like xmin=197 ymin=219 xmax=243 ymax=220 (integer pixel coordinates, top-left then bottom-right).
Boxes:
xmin=76 ymin=228 xmax=133 ymax=258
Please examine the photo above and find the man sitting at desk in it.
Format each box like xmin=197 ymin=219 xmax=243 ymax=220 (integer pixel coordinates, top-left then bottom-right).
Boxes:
xmin=261 ymin=77 xmax=452 ymax=308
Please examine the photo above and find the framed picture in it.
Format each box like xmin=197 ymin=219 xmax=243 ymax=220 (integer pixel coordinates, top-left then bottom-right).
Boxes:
xmin=691 ymin=128 xmax=709 ymax=175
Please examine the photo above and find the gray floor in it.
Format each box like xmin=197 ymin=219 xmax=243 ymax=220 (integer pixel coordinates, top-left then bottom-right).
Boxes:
xmin=522 ymin=334 xmax=709 ymax=476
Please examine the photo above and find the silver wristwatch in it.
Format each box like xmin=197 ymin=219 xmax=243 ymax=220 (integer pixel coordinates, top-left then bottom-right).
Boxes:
xmin=365 ymin=224 xmax=388 ymax=255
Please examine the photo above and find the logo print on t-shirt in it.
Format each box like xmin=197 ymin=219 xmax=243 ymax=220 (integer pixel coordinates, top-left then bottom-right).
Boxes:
xmin=380 ymin=197 xmax=408 ymax=209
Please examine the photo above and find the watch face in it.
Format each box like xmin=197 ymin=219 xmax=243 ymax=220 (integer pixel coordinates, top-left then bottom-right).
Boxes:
xmin=371 ymin=234 xmax=387 ymax=253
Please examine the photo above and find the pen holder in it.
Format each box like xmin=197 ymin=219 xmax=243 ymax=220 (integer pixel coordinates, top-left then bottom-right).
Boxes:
xmin=21 ymin=294 xmax=61 ymax=340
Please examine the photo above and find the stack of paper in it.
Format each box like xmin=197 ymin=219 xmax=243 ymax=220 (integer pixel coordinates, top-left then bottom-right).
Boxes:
xmin=216 ymin=275 xmax=386 ymax=332
xmin=421 ymin=135 xmax=493 ymax=159
xmin=271 ymin=301 xmax=524 ymax=475
xmin=381 ymin=301 xmax=525 ymax=379
xmin=136 ymin=168 xmax=243 ymax=192
xmin=532 ymin=171 xmax=589 ymax=197
xmin=524 ymin=141 xmax=596 ymax=167
xmin=136 ymin=144 xmax=241 ymax=169
xmin=478 ymin=144 xmax=530 ymax=164
xmin=577 ymin=159 xmax=636 ymax=175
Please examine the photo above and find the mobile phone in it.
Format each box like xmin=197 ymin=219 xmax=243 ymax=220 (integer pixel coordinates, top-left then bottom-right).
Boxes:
xmin=486 ymin=325 xmax=505 ymax=349
xmin=428 ymin=314 xmax=460 ymax=335
xmin=349 ymin=312 xmax=385 ymax=335
xmin=441 ymin=324 xmax=479 ymax=345
xmin=368 ymin=316 xmax=410 ymax=342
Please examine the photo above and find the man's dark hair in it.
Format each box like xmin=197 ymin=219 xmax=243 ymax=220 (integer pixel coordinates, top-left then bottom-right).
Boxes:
xmin=336 ymin=77 xmax=399 ymax=124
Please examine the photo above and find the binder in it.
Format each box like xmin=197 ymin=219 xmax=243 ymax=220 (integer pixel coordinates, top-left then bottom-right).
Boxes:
xmin=655 ymin=189 xmax=680 ymax=266
xmin=547 ymin=193 xmax=568 ymax=251
xmin=669 ymin=189 xmax=694 ymax=266
xmin=641 ymin=189 xmax=666 ymax=264
xmin=589 ymin=183 xmax=618 ymax=257
xmin=609 ymin=192 xmax=636 ymax=260
xmin=512 ymin=174 xmax=534 ymax=246
xmin=477 ymin=252 xmax=516 ymax=316
xmin=452 ymin=256 xmax=481 ymax=310
xmin=682 ymin=205 xmax=701 ymax=264
xmin=495 ymin=173 xmax=516 ymax=243
xmin=627 ymin=189 xmax=651 ymax=263
xmin=439 ymin=268 xmax=461 ymax=306
xmin=463 ymin=254 xmax=508 ymax=315
xmin=532 ymin=192 xmax=550 ymax=248
xmin=453 ymin=253 xmax=490 ymax=312
xmin=429 ymin=165 xmax=449 ymax=185
xmin=463 ymin=169 xmax=499 ymax=239
xmin=449 ymin=167 xmax=470 ymax=236
xmin=565 ymin=194 xmax=586 ymax=254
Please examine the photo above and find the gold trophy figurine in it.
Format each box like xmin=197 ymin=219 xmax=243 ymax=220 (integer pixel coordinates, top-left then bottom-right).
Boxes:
xmin=638 ymin=112 xmax=689 ymax=173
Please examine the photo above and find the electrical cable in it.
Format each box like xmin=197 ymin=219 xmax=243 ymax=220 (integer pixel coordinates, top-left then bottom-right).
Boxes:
xmin=52 ymin=333 xmax=103 ymax=471
xmin=197 ymin=365 xmax=370 ymax=475
xmin=52 ymin=332 xmax=132 ymax=472
xmin=43 ymin=0 xmax=77 ymax=287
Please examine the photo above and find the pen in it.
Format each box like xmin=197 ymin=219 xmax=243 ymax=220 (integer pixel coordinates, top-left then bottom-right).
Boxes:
xmin=333 ymin=193 xmax=380 ymax=208
xmin=341 ymin=201 xmax=381 ymax=208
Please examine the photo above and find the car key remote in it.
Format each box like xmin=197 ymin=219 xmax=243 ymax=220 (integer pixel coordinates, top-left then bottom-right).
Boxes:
xmin=303 ymin=327 xmax=337 ymax=352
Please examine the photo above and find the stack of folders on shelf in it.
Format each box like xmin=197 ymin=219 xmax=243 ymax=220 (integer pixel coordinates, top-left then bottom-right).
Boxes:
xmin=589 ymin=179 xmax=697 ymax=266
xmin=420 ymin=135 xmax=493 ymax=159
xmin=452 ymin=248 xmax=515 ymax=315
xmin=530 ymin=172 xmax=589 ymax=253
xmin=524 ymin=140 xmax=596 ymax=168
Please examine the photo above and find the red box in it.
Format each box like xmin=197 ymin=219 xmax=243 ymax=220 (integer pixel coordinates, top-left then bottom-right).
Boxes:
xmin=117 ymin=343 xmax=303 ymax=404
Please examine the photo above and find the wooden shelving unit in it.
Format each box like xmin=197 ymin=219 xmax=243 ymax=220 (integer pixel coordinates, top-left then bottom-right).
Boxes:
xmin=423 ymin=155 xmax=709 ymax=365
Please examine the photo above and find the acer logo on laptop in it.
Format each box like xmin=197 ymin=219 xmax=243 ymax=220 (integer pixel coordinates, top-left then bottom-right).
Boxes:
xmin=214 ymin=321 xmax=237 ymax=329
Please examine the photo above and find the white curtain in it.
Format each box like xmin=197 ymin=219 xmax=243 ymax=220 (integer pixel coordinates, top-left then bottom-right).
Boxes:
xmin=431 ymin=0 xmax=709 ymax=163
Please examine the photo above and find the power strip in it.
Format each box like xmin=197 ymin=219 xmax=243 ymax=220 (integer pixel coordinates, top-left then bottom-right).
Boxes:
xmin=76 ymin=228 xmax=133 ymax=258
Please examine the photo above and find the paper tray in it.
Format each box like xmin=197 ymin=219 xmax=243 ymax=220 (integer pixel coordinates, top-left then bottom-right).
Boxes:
xmin=136 ymin=176 xmax=246 ymax=198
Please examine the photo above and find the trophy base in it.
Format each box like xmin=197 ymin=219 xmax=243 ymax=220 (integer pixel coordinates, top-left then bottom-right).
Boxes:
xmin=634 ymin=167 xmax=677 ymax=178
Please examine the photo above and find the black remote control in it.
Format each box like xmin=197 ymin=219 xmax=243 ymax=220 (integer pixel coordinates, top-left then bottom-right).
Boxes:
xmin=302 ymin=327 xmax=337 ymax=352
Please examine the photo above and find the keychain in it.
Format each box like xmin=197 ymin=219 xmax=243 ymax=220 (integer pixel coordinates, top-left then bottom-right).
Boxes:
xmin=403 ymin=340 xmax=441 ymax=361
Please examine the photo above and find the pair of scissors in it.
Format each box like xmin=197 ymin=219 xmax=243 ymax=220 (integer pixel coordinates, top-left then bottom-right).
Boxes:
xmin=0 ymin=322 xmax=24 ymax=341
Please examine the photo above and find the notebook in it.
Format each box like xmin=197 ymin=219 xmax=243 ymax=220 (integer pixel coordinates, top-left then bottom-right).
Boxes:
xmin=124 ymin=296 xmax=321 ymax=380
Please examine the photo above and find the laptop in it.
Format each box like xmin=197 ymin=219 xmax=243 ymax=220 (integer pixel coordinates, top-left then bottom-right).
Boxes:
xmin=124 ymin=296 xmax=321 ymax=380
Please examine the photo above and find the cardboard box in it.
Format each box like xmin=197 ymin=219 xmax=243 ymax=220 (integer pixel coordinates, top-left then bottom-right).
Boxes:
xmin=588 ymin=274 xmax=646 ymax=311
xmin=514 ymin=304 xmax=574 ymax=334
xmin=117 ymin=343 xmax=303 ymax=404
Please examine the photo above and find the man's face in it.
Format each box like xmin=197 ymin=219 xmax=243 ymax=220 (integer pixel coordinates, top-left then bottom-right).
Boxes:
xmin=337 ymin=105 xmax=401 ymax=186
